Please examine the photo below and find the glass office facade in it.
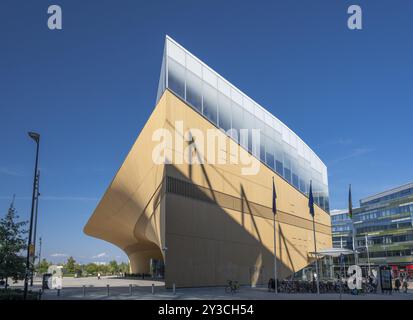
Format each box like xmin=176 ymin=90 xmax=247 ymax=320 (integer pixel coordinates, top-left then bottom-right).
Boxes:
xmin=331 ymin=182 xmax=413 ymax=274
xmin=331 ymin=209 xmax=354 ymax=249
xmin=354 ymin=183 xmax=413 ymax=269
xmin=157 ymin=36 xmax=329 ymax=212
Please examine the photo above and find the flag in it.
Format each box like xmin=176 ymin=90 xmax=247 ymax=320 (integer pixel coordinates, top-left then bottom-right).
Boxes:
xmin=272 ymin=177 xmax=277 ymax=215
xmin=308 ymin=180 xmax=315 ymax=217
xmin=348 ymin=184 xmax=353 ymax=219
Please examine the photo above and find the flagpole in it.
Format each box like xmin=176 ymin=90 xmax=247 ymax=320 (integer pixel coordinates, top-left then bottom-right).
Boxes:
xmin=312 ymin=215 xmax=320 ymax=294
xmin=272 ymin=177 xmax=278 ymax=295
xmin=309 ymin=180 xmax=320 ymax=295
xmin=273 ymin=207 xmax=278 ymax=295
xmin=349 ymin=184 xmax=358 ymax=266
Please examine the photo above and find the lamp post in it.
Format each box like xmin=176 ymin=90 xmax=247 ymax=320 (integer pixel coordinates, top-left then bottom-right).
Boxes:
xmin=30 ymin=170 xmax=40 ymax=286
xmin=365 ymin=234 xmax=371 ymax=276
xmin=38 ymin=237 xmax=42 ymax=270
xmin=162 ymin=246 xmax=168 ymax=287
xmin=24 ymin=131 xmax=40 ymax=300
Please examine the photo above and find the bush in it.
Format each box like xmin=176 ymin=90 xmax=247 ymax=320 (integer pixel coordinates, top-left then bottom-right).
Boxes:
xmin=0 ymin=288 xmax=39 ymax=300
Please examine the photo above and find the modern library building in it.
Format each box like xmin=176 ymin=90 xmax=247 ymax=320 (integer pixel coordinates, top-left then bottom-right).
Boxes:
xmin=84 ymin=36 xmax=332 ymax=287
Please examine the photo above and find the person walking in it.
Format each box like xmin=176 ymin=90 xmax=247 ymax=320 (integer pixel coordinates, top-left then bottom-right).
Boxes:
xmin=402 ymin=277 xmax=408 ymax=293
xmin=394 ymin=277 xmax=401 ymax=293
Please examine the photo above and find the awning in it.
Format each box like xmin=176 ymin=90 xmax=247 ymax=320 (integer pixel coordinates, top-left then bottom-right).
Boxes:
xmin=309 ymin=248 xmax=355 ymax=258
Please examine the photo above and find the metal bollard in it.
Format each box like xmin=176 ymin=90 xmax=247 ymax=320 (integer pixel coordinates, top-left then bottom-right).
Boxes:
xmin=152 ymin=283 xmax=155 ymax=294
xmin=173 ymin=283 xmax=176 ymax=295
xmin=57 ymin=289 xmax=60 ymax=297
xmin=107 ymin=284 xmax=110 ymax=296
xmin=129 ymin=284 xmax=132 ymax=296
xmin=38 ymin=289 xmax=42 ymax=300
xmin=83 ymin=285 xmax=86 ymax=296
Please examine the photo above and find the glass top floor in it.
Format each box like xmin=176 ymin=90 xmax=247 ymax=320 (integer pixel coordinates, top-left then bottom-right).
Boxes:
xmin=156 ymin=36 xmax=329 ymax=212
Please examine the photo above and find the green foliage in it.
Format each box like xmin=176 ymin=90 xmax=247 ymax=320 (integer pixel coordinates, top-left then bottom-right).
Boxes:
xmin=119 ymin=262 xmax=130 ymax=273
xmin=108 ymin=260 xmax=119 ymax=274
xmin=37 ymin=259 xmax=51 ymax=274
xmin=81 ymin=261 xmax=129 ymax=276
xmin=0 ymin=288 xmax=38 ymax=300
xmin=0 ymin=200 xmax=27 ymax=284
xmin=85 ymin=263 xmax=98 ymax=275
xmin=64 ymin=256 xmax=77 ymax=274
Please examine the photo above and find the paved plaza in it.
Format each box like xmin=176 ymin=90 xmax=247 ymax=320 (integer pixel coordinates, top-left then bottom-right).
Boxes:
xmin=8 ymin=276 xmax=413 ymax=300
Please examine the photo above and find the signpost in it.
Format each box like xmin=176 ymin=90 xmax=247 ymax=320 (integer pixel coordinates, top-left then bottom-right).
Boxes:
xmin=379 ymin=265 xmax=392 ymax=294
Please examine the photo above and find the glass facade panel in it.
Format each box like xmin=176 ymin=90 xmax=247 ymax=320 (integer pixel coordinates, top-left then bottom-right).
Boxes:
xmin=167 ymin=57 xmax=185 ymax=99
xmin=218 ymin=93 xmax=231 ymax=132
xmin=231 ymin=102 xmax=244 ymax=143
xmin=202 ymin=82 xmax=218 ymax=125
xmin=186 ymin=70 xmax=202 ymax=112
xmin=243 ymin=110 xmax=255 ymax=153
xmin=264 ymin=135 xmax=275 ymax=170
xmin=159 ymin=36 xmax=330 ymax=212
xmin=283 ymin=153 xmax=291 ymax=183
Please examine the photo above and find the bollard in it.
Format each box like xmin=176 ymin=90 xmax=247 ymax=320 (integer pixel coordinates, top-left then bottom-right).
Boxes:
xmin=57 ymin=289 xmax=60 ymax=297
xmin=83 ymin=285 xmax=86 ymax=297
xmin=38 ymin=289 xmax=42 ymax=300
xmin=173 ymin=283 xmax=176 ymax=295
xmin=152 ymin=283 xmax=155 ymax=294
xmin=129 ymin=284 xmax=132 ymax=296
xmin=107 ymin=284 xmax=110 ymax=296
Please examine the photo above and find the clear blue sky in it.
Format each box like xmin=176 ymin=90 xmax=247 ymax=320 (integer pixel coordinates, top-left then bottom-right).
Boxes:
xmin=1 ymin=1 xmax=412 ymax=264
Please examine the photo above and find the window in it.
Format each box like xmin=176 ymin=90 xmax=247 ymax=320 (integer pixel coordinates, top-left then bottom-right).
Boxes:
xmin=218 ymin=93 xmax=231 ymax=132
xmin=264 ymin=135 xmax=275 ymax=170
xmin=186 ymin=70 xmax=202 ymax=112
xmin=283 ymin=155 xmax=291 ymax=183
xmin=167 ymin=57 xmax=185 ymax=98
xmin=260 ymin=133 xmax=266 ymax=163
xmin=202 ymin=83 xmax=218 ymax=125
xmin=231 ymin=102 xmax=244 ymax=143
xmin=243 ymin=110 xmax=255 ymax=153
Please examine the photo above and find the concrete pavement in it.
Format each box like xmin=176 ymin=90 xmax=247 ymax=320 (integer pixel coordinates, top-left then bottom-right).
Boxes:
xmin=10 ymin=276 xmax=411 ymax=300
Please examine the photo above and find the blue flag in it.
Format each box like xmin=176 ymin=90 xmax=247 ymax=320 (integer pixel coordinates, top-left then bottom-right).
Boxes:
xmin=272 ymin=177 xmax=277 ymax=215
xmin=309 ymin=181 xmax=315 ymax=217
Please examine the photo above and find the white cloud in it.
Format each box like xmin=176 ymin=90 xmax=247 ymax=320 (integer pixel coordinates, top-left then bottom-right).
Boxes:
xmin=50 ymin=253 xmax=69 ymax=257
xmin=328 ymin=147 xmax=375 ymax=165
xmin=0 ymin=167 xmax=24 ymax=177
xmin=92 ymin=252 xmax=108 ymax=259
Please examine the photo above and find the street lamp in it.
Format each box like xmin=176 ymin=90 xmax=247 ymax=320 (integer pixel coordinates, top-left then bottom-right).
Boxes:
xmin=365 ymin=234 xmax=371 ymax=276
xmin=162 ymin=246 xmax=168 ymax=282
xmin=30 ymin=170 xmax=40 ymax=286
xmin=24 ymin=131 xmax=40 ymax=300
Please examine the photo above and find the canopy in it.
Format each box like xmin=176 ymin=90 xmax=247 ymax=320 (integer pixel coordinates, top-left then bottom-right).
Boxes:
xmin=309 ymin=248 xmax=355 ymax=258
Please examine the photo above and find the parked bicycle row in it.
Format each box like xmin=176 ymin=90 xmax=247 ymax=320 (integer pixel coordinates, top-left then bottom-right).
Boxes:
xmin=267 ymin=278 xmax=378 ymax=294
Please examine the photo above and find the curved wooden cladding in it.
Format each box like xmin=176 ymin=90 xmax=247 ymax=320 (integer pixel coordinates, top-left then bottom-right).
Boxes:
xmin=165 ymin=175 xmax=331 ymax=235
xmin=83 ymin=93 xmax=170 ymax=269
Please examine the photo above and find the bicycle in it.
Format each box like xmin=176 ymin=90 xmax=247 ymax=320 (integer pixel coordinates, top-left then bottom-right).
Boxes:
xmin=225 ymin=280 xmax=239 ymax=294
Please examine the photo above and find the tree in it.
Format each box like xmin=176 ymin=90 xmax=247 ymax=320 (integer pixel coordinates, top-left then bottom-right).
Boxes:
xmin=0 ymin=198 xmax=27 ymax=287
xmin=108 ymin=260 xmax=119 ymax=274
xmin=119 ymin=262 xmax=130 ymax=274
xmin=85 ymin=263 xmax=98 ymax=275
xmin=37 ymin=259 xmax=50 ymax=274
xmin=64 ymin=256 xmax=76 ymax=274
xmin=97 ymin=263 xmax=109 ymax=275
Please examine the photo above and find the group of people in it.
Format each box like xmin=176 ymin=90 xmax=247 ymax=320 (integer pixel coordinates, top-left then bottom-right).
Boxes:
xmin=394 ymin=276 xmax=409 ymax=293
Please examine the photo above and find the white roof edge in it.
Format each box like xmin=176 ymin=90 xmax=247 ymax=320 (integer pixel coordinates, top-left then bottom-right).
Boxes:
xmin=330 ymin=209 xmax=348 ymax=215
xmin=164 ymin=35 xmax=327 ymax=169
xmin=360 ymin=181 xmax=413 ymax=203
